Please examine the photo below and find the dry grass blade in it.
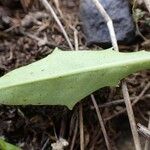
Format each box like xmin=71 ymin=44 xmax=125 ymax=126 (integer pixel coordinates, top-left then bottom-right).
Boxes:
xmin=72 ymin=9 xmax=111 ymax=150
xmin=137 ymin=123 xmax=150 ymax=140
xmin=91 ymin=0 xmax=142 ymax=150
xmin=70 ymin=117 xmax=78 ymax=150
xmin=132 ymin=82 xmax=150 ymax=105
xmin=144 ymin=113 xmax=150 ymax=150
xmin=105 ymin=83 xmax=150 ymax=121
xmin=39 ymin=0 xmax=73 ymax=50
xmin=91 ymin=0 xmax=119 ymax=51
xmin=53 ymin=0 xmax=63 ymax=18
xmin=122 ymin=81 xmax=142 ymax=150
xmin=41 ymin=138 xmax=49 ymax=150
xmin=91 ymin=94 xmax=111 ymax=150
xmin=72 ymin=24 xmax=84 ymax=150
xmin=90 ymin=94 xmax=150 ymax=109
xmin=73 ymin=28 xmax=79 ymax=51
xmin=79 ymin=103 xmax=84 ymax=150
xmin=74 ymin=9 xmax=112 ymax=148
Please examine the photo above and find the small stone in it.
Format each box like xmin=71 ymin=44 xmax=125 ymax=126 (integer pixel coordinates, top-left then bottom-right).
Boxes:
xmin=80 ymin=0 xmax=136 ymax=47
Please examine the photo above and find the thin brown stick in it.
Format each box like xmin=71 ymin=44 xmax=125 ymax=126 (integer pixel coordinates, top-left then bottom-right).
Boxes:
xmin=53 ymin=0 xmax=63 ymax=18
xmin=79 ymin=103 xmax=84 ymax=150
xmin=71 ymin=11 xmax=112 ymax=150
xmin=137 ymin=123 xmax=150 ymax=140
xmin=132 ymin=82 xmax=150 ymax=105
xmin=90 ymin=94 xmax=150 ymax=109
xmin=42 ymin=138 xmax=49 ymax=150
xmin=70 ymin=26 xmax=79 ymax=51
xmin=91 ymin=94 xmax=111 ymax=150
xmin=105 ymin=83 xmax=150 ymax=121
xmin=122 ymin=81 xmax=142 ymax=150
xmin=73 ymin=25 xmax=84 ymax=150
xmin=91 ymin=97 xmax=134 ymax=109
xmin=70 ymin=117 xmax=78 ymax=150
xmin=144 ymin=113 xmax=150 ymax=150
xmin=59 ymin=117 xmax=66 ymax=138
xmin=53 ymin=125 xmax=58 ymax=140
xmin=91 ymin=1 xmax=120 ymax=149
xmin=39 ymin=0 xmax=74 ymax=50
xmin=92 ymin=0 xmax=142 ymax=149
xmin=74 ymin=29 xmax=79 ymax=51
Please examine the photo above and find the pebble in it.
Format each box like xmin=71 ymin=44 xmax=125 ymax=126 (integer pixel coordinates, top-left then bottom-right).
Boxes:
xmin=80 ymin=0 xmax=136 ymax=47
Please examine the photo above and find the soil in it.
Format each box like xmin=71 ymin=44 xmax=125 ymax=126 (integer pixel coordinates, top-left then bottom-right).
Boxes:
xmin=0 ymin=0 xmax=149 ymax=150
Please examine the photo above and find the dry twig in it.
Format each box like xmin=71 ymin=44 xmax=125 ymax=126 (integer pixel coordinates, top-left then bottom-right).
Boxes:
xmin=91 ymin=94 xmax=111 ymax=150
xmin=91 ymin=94 xmax=150 ymax=109
xmin=105 ymin=83 xmax=150 ymax=121
xmin=92 ymin=0 xmax=142 ymax=150
xmin=74 ymin=13 xmax=111 ymax=149
xmin=53 ymin=0 xmax=63 ymax=18
xmin=41 ymin=138 xmax=49 ymax=150
xmin=72 ymin=25 xmax=84 ymax=150
xmin=39 ymin=0 xmax=73 ymax=50
xmin=137 ymin=123 xmax=150 ymax=140
xmin=73 ymin=28 xmax=79 ymax=51
xmin=91 ymin=0 xmax=119 ymax=51
xmin=70 ymin=117 xmax=78 ymax=150
xmin=79 ymin=103 xmax=84 ymax=150
xmin=122 ymin=81 xmax=142 ymax=150
xmin=144 ymin=113 xmax=150 ymax=150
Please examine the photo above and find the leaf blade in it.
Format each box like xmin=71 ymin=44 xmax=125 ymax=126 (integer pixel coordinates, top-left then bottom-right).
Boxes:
xmin=0 ymin=48 xmax=149 ymax=109
xmin=0 ymin=139 xmax=22 ymax=150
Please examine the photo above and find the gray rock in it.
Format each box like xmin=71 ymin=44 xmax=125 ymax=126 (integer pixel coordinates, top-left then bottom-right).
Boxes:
xmin=80 ymin=0 xmax=135 ymax=46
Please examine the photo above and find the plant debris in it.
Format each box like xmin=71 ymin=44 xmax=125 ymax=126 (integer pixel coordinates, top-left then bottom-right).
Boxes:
xmin=0 ymin=0 xmax=149 ymax=150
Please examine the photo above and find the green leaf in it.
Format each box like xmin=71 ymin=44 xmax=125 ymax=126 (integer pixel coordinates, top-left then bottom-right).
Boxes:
xmin=0 ymin=48 xmax=149 ymax=109
xmin=0 ymin=139 xmax=22 ymax=150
